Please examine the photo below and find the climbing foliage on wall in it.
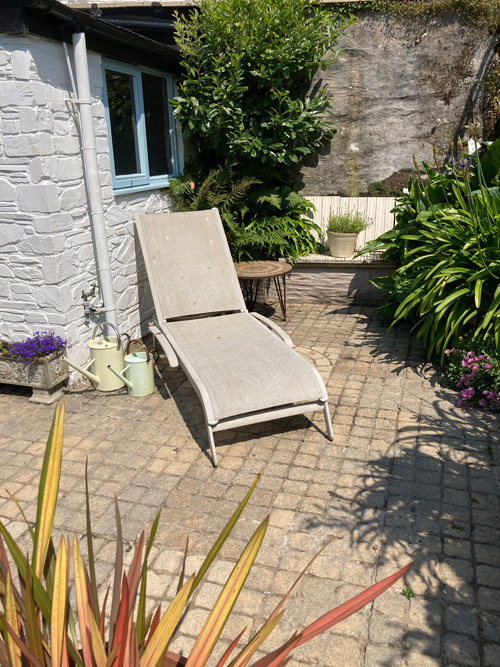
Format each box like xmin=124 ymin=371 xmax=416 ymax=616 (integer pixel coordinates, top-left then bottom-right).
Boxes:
xmin=339 ymin=0 xmax=500 ymax=33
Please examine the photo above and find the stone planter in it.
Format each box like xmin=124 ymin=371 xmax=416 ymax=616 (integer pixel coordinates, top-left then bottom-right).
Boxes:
xmin=327 ymin=231 xmax=359 ymax=258
xmin=0 ymin=350 xmax=68 ymax=404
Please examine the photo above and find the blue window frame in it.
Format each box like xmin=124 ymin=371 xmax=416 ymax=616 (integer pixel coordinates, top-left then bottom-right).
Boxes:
xmin=102 ymin=60 xmax=179 ymax=193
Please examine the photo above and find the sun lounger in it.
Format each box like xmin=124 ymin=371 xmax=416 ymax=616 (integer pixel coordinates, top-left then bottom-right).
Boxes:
xmin=135 ymin=209 xmax=333 ymax=466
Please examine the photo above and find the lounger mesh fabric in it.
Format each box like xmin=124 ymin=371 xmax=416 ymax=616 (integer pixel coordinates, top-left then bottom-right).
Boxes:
xmin=167 ymin=313 xmax=324 ymax=421
xmin=136 ymin=211 xmax=245 ymax=320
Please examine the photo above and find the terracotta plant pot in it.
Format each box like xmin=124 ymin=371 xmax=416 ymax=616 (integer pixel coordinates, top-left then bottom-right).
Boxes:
xmin=327 ymin=231 xmax=358 ymax=258
xmin=0 ymin=349 xmax=68 ymax=404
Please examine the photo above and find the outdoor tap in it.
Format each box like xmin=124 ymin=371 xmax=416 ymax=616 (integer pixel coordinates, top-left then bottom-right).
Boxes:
xmin=82 ymin=284 xmax=98 ymax=324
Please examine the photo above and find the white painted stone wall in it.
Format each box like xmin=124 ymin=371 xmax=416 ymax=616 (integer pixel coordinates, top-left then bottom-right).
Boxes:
xmin=0 ymin=34 xmax=176 ymax=373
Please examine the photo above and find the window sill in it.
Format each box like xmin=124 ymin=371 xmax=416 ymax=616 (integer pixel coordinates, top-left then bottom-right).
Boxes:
xmin=113 ymin=181 xmax=172 ymax=196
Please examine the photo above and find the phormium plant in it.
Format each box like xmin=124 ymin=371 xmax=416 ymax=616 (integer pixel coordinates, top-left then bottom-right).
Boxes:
xmin=0 ymin=403 xmax=411 ymax=666
xmin=169 ymin=0 xmax=352 ymax=261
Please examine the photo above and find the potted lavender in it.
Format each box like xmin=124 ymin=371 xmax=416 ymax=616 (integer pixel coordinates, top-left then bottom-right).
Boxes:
xmin=0 ymin=331 xmax=68 ymax=404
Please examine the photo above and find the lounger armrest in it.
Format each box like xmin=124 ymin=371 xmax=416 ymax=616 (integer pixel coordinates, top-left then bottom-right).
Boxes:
xmin=149 ymin=323 xmax=179 ymax=368
xmin=250 ymin=312 xmax=294 ymax=348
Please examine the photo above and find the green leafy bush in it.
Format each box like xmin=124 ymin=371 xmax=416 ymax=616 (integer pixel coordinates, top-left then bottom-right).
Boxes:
xmin=359 ymin=130 xmax=500 ymax=360
xmin=172 ymin=0 xmax=351 ymax=169
xmin=170 ymin=0 xmax=352 ymax=260
xmin=0 ymin=404 xmax=411 ymax=666
xmin=327 ymin=211 xmax=372 ymax=234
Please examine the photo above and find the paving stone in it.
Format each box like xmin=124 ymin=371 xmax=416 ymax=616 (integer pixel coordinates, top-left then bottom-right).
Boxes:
xmin=324 ymin=635 xmax=361 ymax=666
xmin=481 ymin=612 xmax=500 ymax=644
xmin=364 ymin=645 xmax=405 ymax=666
xmin=483 ymin=644 xmax=500 ymax=666
xmin=368 ymin=612 xmax=405 ymax=645
xmin=446 ymin=606 xmax=479 ymax=636
xmin=477 ymin=565 xmax=500 ymax=588
xmin=444 ymin=633 xmax=480 ymax=665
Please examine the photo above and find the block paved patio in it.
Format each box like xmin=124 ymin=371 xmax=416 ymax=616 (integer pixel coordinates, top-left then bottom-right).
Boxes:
xmin=1 ymin=303 xmax=499 ymax=666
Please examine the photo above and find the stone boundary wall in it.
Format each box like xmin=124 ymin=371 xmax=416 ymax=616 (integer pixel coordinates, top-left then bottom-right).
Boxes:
xmin=300 ymin=10 xmax=497 ymax=195
xmin=0 ymin=34 xmax=176 ymax=369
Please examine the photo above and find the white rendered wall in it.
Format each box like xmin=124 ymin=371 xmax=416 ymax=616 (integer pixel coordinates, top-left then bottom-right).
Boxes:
xmin=0 ymin=34 xmax=176 ymax=371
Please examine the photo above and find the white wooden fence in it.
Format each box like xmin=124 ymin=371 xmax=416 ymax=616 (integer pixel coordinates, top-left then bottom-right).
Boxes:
xmin=303 ymin=196 xmax=396 ymax=263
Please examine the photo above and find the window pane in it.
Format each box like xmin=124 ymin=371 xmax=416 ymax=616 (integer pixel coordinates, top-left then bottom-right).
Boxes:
xmin=105 ymin=70 xmax=140 ymax=176
xmin=142 ymin=73 xmax=172 ymax=176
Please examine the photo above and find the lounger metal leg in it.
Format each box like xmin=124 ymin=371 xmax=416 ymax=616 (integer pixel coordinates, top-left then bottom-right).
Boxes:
xmin=323 ymin=402 xmax=334 ymax=441
xmin=207 ymin=424 xmax=218 ymax=467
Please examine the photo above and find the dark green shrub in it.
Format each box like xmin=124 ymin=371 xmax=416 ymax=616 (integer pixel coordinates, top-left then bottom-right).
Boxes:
xmin=170 ymin=0 xmax=352 ymax=260
xmin=358 ymin=130 xmax=500 ymax=360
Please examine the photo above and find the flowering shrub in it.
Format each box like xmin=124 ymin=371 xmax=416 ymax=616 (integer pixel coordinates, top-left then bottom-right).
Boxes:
xmin=444 ymin=334 xmax=500 ymax=411
xmin=5 ymin=331 xmax=67 ymax=364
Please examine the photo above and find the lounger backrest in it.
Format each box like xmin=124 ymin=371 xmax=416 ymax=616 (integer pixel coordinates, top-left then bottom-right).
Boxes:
xmin=135 ymin=209 xmax=246 ymax=321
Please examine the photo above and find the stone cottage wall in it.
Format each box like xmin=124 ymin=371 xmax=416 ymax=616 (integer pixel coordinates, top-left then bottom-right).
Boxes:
xmin=0 ymin=34 xmax=176 ymax=368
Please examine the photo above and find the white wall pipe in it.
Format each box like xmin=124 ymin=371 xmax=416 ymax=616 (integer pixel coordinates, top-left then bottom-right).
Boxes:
xmin=72 ymin=31 xmax=118 ymax=329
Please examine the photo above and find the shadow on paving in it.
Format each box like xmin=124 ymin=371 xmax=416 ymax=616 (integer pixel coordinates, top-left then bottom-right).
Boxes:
xmin=302 ymin=396 xmax=500 ymax=667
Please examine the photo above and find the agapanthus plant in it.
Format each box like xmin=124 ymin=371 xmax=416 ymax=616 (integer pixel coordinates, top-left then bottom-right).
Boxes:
xmin=6 ymin=331 xmax=67 ymax=364
xmin=444 ymin=333 xmax=500 ymax=411
xmin=357 ymin=124 xmax=500 ymax=361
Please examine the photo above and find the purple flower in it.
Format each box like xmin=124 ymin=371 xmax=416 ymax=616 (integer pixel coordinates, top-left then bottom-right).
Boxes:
xmin=457 ymin=399 xmax=465 ymax=407
xmin=484 ymin=363 xmax=492 ymax=371
xmin=7 ymin=331 xmax=67 ymax=364
xmin=479 ymin=399 xmax=487 ymax=407
xmin=457 ymin=156 xmax=473 ymax=172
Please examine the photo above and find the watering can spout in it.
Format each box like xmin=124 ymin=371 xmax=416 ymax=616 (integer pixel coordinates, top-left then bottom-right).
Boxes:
xmin=107 ymin=364 xmax=133 ymax=390
xmin=62 ymin=356 xmax=100 ymax=385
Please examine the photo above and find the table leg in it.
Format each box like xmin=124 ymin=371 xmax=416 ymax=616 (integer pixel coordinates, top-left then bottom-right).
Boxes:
xmin=240 ymin=278 xmax=261 ymax=312
xmin=273 ymin=275 xmax=287 ymax=321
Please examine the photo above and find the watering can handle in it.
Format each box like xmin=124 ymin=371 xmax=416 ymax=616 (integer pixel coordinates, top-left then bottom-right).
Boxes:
xmin=126 ymin=338 xmax=151 ymax=357
xmin=92 ymin=322 xmax=121 ymax=350
xmin=126 ymin=339 xmax=163 ymax=378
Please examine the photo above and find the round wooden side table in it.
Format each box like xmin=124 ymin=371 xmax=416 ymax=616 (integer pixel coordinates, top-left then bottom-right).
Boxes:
xmin=234 ymin=260 xmax=292 ymax=321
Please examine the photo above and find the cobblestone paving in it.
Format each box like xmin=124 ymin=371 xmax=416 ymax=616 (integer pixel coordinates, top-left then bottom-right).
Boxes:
xmin=1 ymin=303 xmax=499 ymax=666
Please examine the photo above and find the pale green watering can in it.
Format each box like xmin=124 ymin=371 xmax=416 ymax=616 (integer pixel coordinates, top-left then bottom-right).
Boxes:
xmin=108 ymin=339 xmax=156 ymax=397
